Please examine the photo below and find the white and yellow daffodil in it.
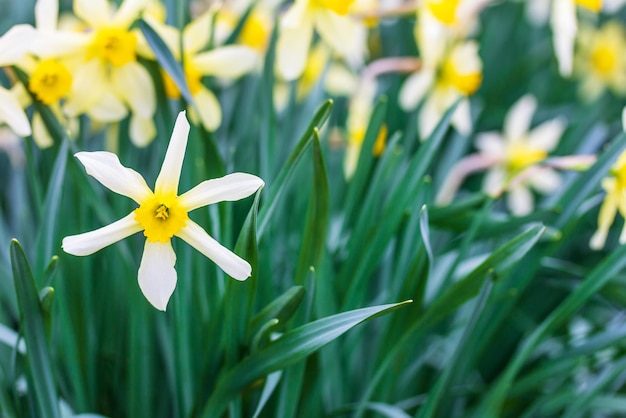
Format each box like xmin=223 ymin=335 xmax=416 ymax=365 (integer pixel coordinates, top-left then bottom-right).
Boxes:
xmin=144 ymin=10 xmax=258 ymax=132
xmin=31 ymin=0 xmax=157 ymax=146
xmin=276 ymin=0 xmax=366 ymax=81
xmin=399 ymin=41 xmax=482 ymax=139
xmin=475 ymin=95 xmax=566 ymax=216
xmin=590 ymin=151 xmax=626 ymax=249
xmin=551 ymin=0 xmax=601 ymax=77
xmin=9 ymin=0 xmax=75 ymax=148
xmin=213 ymin=0 xmax=281 ymax=53
xmin=574 ymin=20 xmax=626 ymax=100
xmin=416 ymin=0 xmax=490 ymax=66
xmin=0 ymin=24 xmax=37 ymax=138
xmin=62 ymin=111 xmax=264 ymax=311
xmin=344 ymin=78 xmax=386 ymax=179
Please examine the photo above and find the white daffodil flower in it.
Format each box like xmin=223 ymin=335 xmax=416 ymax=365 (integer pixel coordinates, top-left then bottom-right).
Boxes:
xmin=574 ymin=20 xmax=626 ymax=100
xmin=344 ymin=78 xmax=386 ymax=179
xmin=30 ymin=0 xmax=157 ymax=146
xmin=399 ymin=41 xmax=482 ymax=140
xmin=62 ymin=111 xmax=265 ymax=311
xmin=590 ymin=151 xmax=626 ymax=249
xmin=551 ymin=0 xmax=601 ymax=77
xmin=416 ymin=0 xmax=489 ymax=67
xmin=143 ymin=10 xmax=258 ymax=132
xmin=276 ymin=0 xmax=366 ymax=81
xmin=0 ymin=24 xmax=38 ymax=138
xmin=475 ymin=95 xmax=566 ymax=216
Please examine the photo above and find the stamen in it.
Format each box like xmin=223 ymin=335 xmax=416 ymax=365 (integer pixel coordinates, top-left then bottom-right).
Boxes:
xmin=155 ymin=204 xmax=169 ymax=220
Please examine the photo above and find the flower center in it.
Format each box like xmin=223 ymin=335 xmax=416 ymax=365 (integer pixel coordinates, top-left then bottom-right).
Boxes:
xmin=427 ymin=0 xmax=460 ymax=25
xmin=591 ymin=43 xmax=617 ymax=76
xmin=575 ymin=0 xmax=602 ymax=11
xmin=506 ymin=141 xmax=547 ymax=172
xmin=440 ymin=59 xmax=482 ymax=95
xmin=162 ymin=62 xmax=203 ymax=99
xmin=313 ymin=0 xmax=355 ymax=15
xmin=88 ymin=27 xmax=137 ymax=67
xmin=135 ymin=193 xmax=189 ymax=243
xmin=28 ymin=59 xmax=73 ymax=105
xmin=239 ymin=12 xmax=270 ymax=50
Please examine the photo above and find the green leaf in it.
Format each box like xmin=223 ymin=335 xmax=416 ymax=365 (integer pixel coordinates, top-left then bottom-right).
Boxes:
xmin=355 ymin=224 xmax=545 ymax=417
xmin=251 ymin=371 xmax=282 ymax=418
xmin=223 ymin=188 xmax=262 ymax=366
xmin=202 ymin=300 xmax=412 ymax=417
xmin=138 ymin=19 xmax=194 ymax=105
xmin=10 ymin=239 xmax=60 ymax=418
xmin=341 ymin=101 xmax=459 ymax=310
xmin=249 ymin=286 xmax=305 ymax=341
xmin=294 ymin=130 xmax=329 ymax=285
xmin=344 ymin=96 xmax=388 ymax=222
xmin=258 ymin=99 xmax=333 ymax=236
xmin=415 ymin=279 xmax=493 ymax=418
xmin=35 ymin=139 xmax=68 ymax=277
xmin=476 ymin=241 xmax=626 ymax=417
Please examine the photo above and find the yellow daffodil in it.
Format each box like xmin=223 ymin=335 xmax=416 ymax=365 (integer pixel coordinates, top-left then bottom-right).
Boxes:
xmin=551 ymin=0 xmax=601 ymax=77
xmin=344 ymin=79 xmax=386 ymax=179
xmin=62 ymin=111 xmax=264 ymax=311
xmin=574 ymin=20 xmax=626 ymax=100
xmin=144 ymin=10 xmax=258 ymax=132
xmin=399 ymin=41 xmax=482 ymax=139
xmin=0 ymin=24 xmax=37 ymax=138
xmin=31 ymin=0 xmax=157 ymax=146
xmin=475 ymin=95 xmax=566 ymax=216
xmin=416 ymin=0 xmax=489 ymax=66
xmin=590 ymin=151 xmax=626 ymax=249
xmin=276 ymin=0 xmax=366 ymax=81
xmin=214 ymin=0 xmax=280 ymax=52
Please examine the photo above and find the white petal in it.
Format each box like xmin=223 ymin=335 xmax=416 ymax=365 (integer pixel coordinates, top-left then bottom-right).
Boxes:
xmin=622 ymin=106 xmax=626 ymax=132
xmin=191 ymin=88 xmax=222 ymax=132
xmin=192 ymin=46 xmax=258 ymax=79
xmin=112 ymin=0 xmax=149 ymax=28
xmin=314 ymin=10 xmax=365 ymax=66
xmin=32 ymin=112 xmax=54 ymax=148
xmin=418 ymin=96 xmax=441 ymax=140
xmin=75 ymin=151 xmax=152 ymax=203
xmin=451 ymin=98 xmax=472 ymax=136
xmin=62 ymin=212 xmax=142 ymax=256
xmin=111 ymin=62 xmax=156 ymax=119
xmin=183 ymin=9 xmax=214 ymax=54
xmin=154 ymin=111 xmax=190 ymax=196
xmin=129 ymin=114 xmax=156 ymax=147
xmin=507 ymin=185 xmax=534 ymax=216
xmin=551 ymin=0 xmax=577 ymax=77
xmin=64 ymin=59 xmax=108 ymax=116
xmin=527 ymin=117 xmax=566 ymax=152
xmin=0 ymin=87 xmax=31 ymax=137
xmin=529 ymin=167 xmax=562 ymax=193
xmin=137 ymin=241 xmax=177 ymax=311
xmin=504 ymin=95 xmax=537 ymax=141
xmin=35 ymin=0 xmax=58 ymax=31
xmin=324 ymin=64 xmax=358 ymax=97
xmin=276 ymin=11 xmax=314 ymax=80
xmin=74 ymin=0 xmax=112 ymax=28
xmin=30 ymin=31 xmax=90 ymax=58
xmin=399 ymin=71 xmax=435 ymax=111
xmin=483 ymin=168 xmax=506 ymax=196
xmin=0 ymin=24 xmax=37 ymax=66
xmin=179 ymin=173 xmax=264 ymax=211
xmin=87 ymin=91 xmax=129 ymax=122
xmin=177 ymin=220 xmax=251 ymax=280
xmin=475 ymin=132 xmax=506 ymax=157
